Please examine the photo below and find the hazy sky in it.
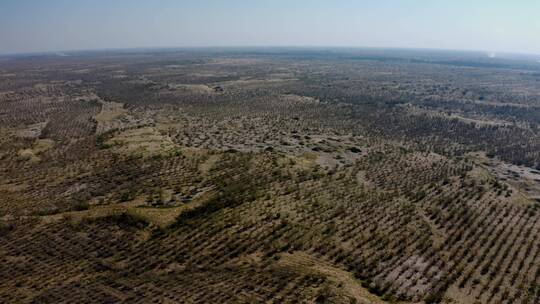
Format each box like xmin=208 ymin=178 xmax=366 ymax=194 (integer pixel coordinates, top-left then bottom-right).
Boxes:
xmin=1 ymin=0 xmax=540 ymax=55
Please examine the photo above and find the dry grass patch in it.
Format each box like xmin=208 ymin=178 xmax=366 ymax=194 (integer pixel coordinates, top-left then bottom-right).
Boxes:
xmin=168 ymin=84 xmax=214 ymax=94
xmin=279 ymin=252 xmax=387 ymax=304
xmin=94 ymin=100 xmax=128 ymax=134
xmin=17 ymin=138 xmax=54 ymax=163
xmin=109 ymin=127 xmax=176 ymax=156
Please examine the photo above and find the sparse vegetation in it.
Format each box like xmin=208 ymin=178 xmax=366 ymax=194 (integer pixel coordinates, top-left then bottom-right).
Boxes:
xmin=2 ymin=49 xmax=540 ymax=303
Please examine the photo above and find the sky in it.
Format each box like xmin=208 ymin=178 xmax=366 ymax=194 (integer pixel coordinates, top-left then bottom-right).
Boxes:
xmin=1 ymin=0 xmax=540 ymax=55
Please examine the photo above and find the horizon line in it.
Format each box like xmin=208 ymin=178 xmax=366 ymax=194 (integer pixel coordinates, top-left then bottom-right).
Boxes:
xmin=2 ymin=45 xmax=540 ymax=59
